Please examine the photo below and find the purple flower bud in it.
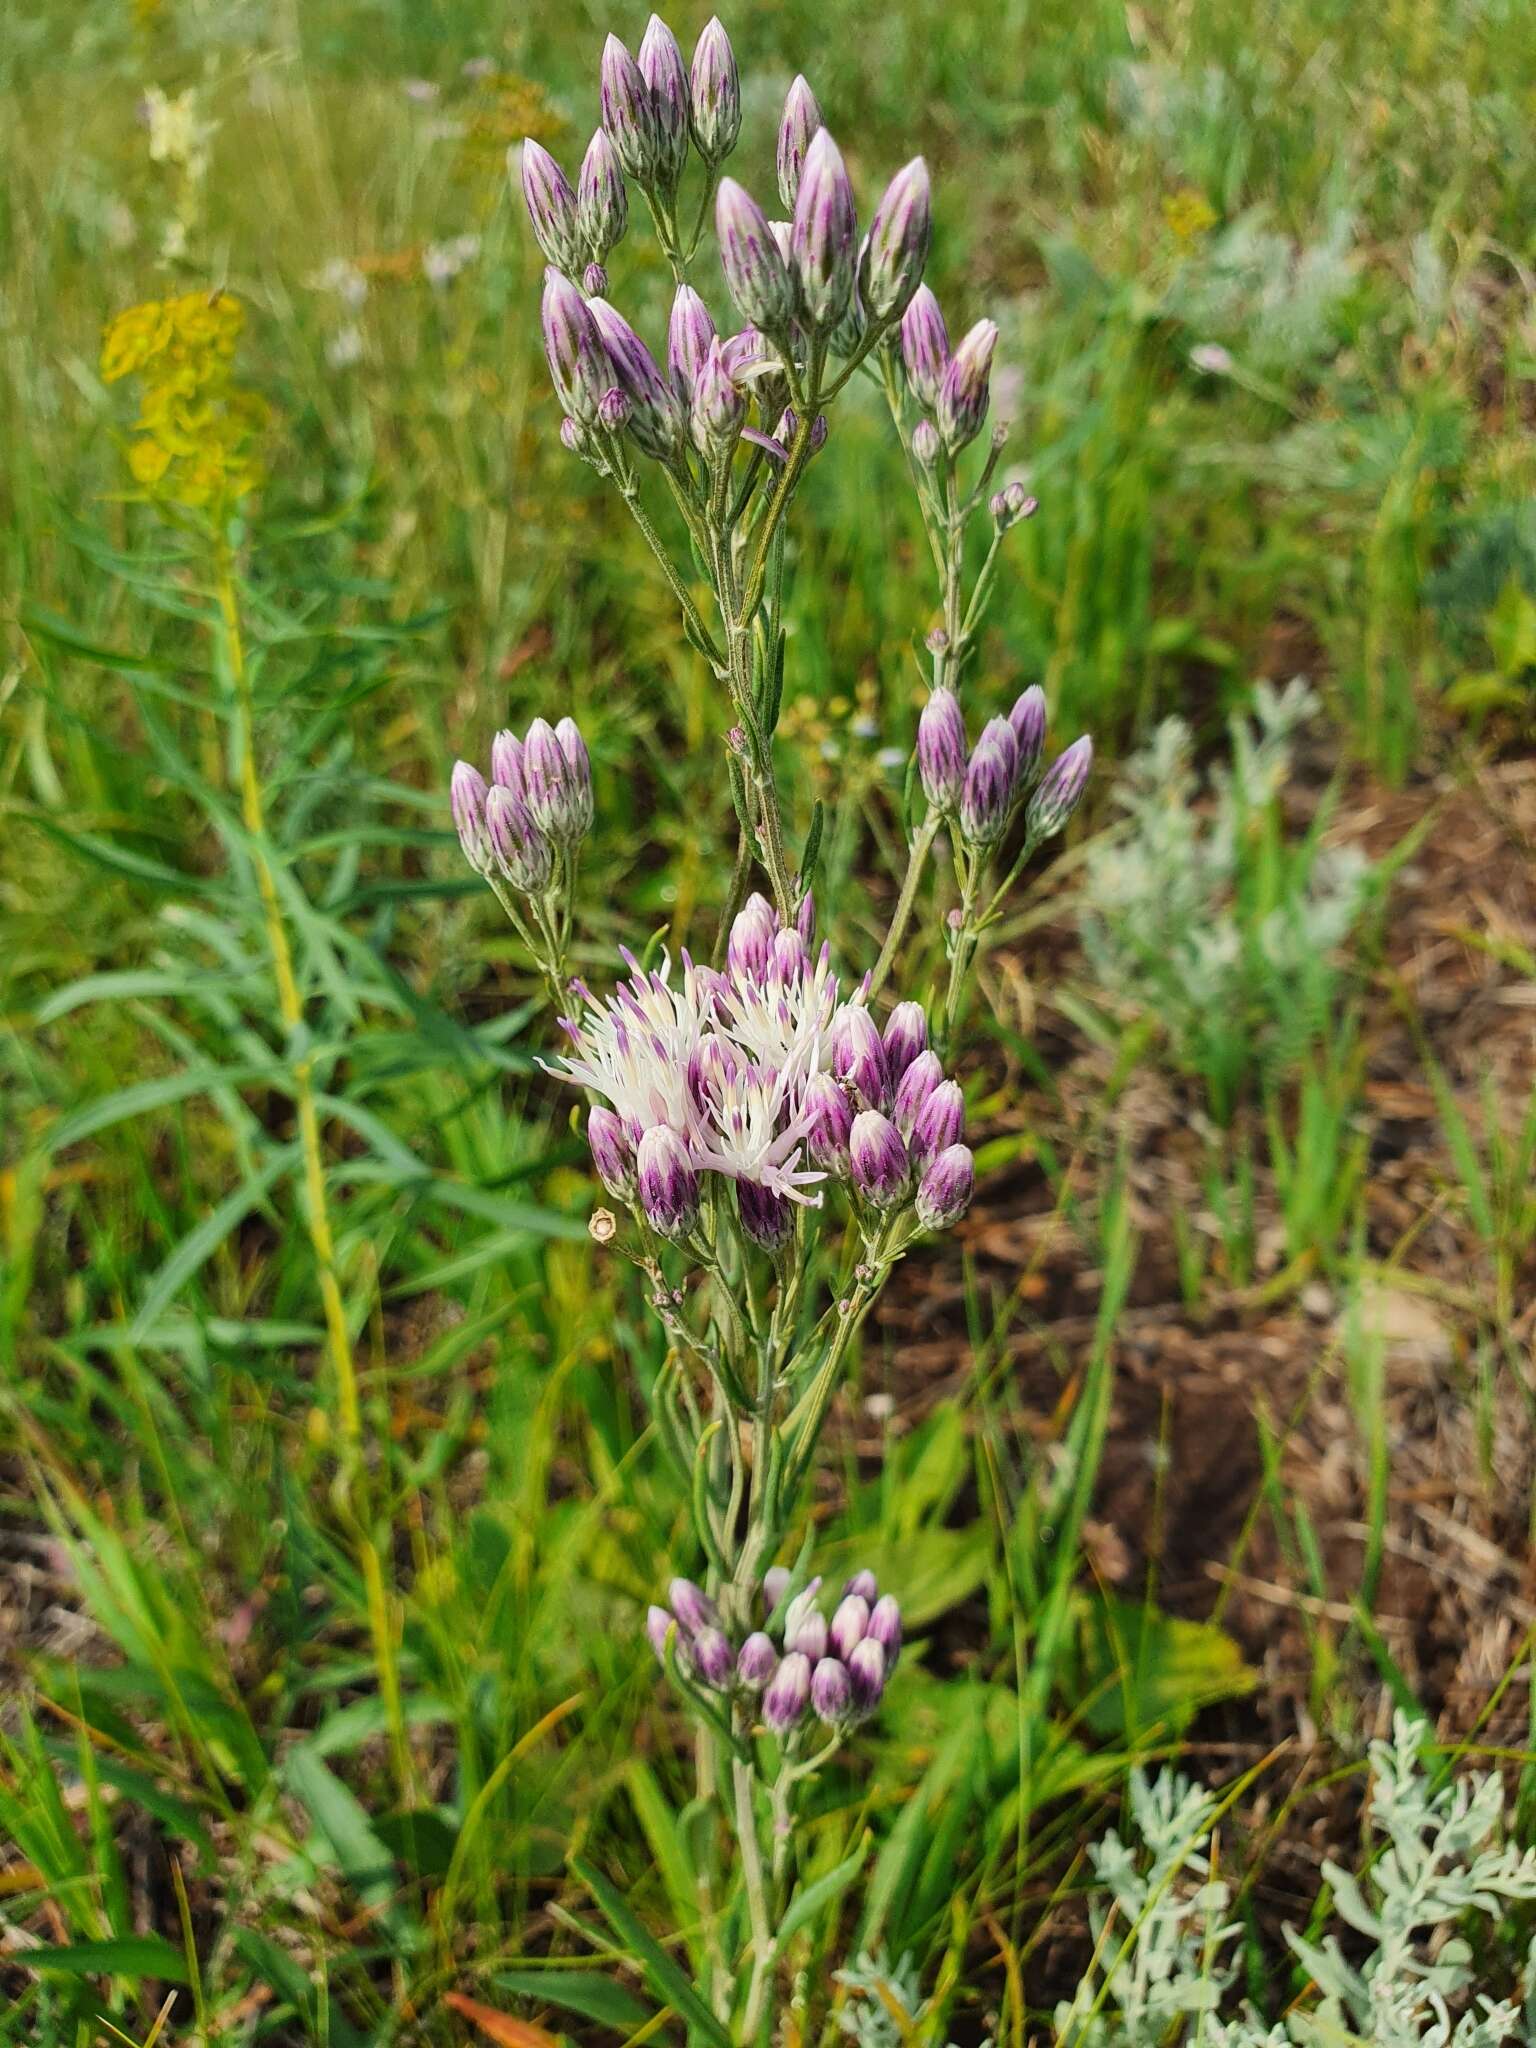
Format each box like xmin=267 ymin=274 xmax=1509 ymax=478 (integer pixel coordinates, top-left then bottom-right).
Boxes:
xmin=451 ymin=761 xmax=491 ymax=870
xmin=867 ymin=1593 xmax=902 ymax=1667
xmin=893 ymin=1049 xmax=943 ymax=1139
xmin=588 ymin=1106 xmax=636 ymax=1199
xmin=916 ymin=1142 xmax=974 ymax=1231
xmin=667 ymin=284 xmax=716 ymax=400
xmin=762 ymin=1566 xmax=792 ymax=1619
xmin=637 ymin=15 xmax=690 ymax=194
xmin=960 ymin=716 xmax=1020 ymax=846
xmin=917 ymin=686 xmax=966 ymax=812
xmin=716 ymin=177 xmax=797 ymax=334
xmin=937 ymin=318 xmax=1000 ymax=453
xmin=858 ymin=157 xmax=931 ymax=323
xmin=763 ymin=1650 xmax=812 ymax=1733
xmin=585 ymin=262 xmax=610 ymax=295
xmin=485 ymin=784 xmax=555 ymax=892
xmin=829 ymin=1593 xmax=869 ymax=1661
xmin=850 ymin=1109 xmax=911 ymax=1210
xmin=791 ymin=128 xmax=857 ymax=333
xmin=1026 ymin=735 xmax=1093 ymax=841
xmin=900 ymin=285 xmax=950 ymax=409
xmin=1008 ymin=685 xmax=1048 ymax=781
xmin=638 ymin=1126 xmax=699 ymax=1237
xmin=776 ymin=74 xmax=822 ymax=209
xmin=738 ymin=1178 xmax=794 ymax=1253
xmin=519 ymin=717 xmax=575 ymax=844
xmin=992 ymin=480 xmax=1036 ymax=531
xmin=690 ymin=337 xmax=747 ymax=457
xmin=727 ymin=893 xmax=777 ymax=983
xmin=520 ymin=140 xmax=583 ymax=272
xmin=795 ymin=889 xmax=815 ymax=947
xmin=668 ymin=1576 xmax=718 ymax=1634
xmin=489 ymin=729 xmax=524 ymax=795
xmin=646 ymin=1604 xmax=675 ymax=1663
xmin=811 ymin=1655 xmax=853 ymax=1726
xmin=846 ymin=1637 xmax=887 ymax=1715
xmin=559 ymin=416 xmax=591 ymax=458
xmin=781 ymin=1580 xmax=823 ymax=1647
xmin=598 ymin=386 xmax=630 ymax=432
xmin=882 ymin=1001 xmax=928 ymax=1082
xmin=693 ymin=1625 xmax=734 ymax=1688
xmin=737 ymin=1631 xmax=777 ymax=1691
xmin=910 ymin=419 xmax=941 ymax=469
xmin=576 ymin=129 xmax=628 ymax=262
xmin=589 ymin=298 xmax=686 ymax=460
xmin=789 ymin=1609 xmax=829 ymax=1662
xmin=541 ymin=267 xmax=609 ymax=426
xmin=843 ymin=1568 xmax=879 ymax=1603
xmin=910 ymin=1080 xmax=964 ymax=1170
xmin=830 ymin=1004 xmax=890 ymax=1110
xmin=600 ymin=33 xmax=661 ymax=185
xmin=803 ymin=1072 xmax=854 ymax=1175
xmin=689 ymin=16 xmax=741 ymax=163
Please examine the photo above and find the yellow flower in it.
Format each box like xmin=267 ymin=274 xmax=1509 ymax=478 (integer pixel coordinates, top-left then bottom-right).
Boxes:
xmin=101 ymin=290 xmax=267 ymax=509
xmin=1162 ymin=188 xmax=1218 ymax=243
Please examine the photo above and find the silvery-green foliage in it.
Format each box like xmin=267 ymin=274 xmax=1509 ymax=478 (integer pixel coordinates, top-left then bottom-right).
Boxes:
xmin=1057 ymin=1715 xmax=1536 ymax=2048
xmin=1167 ymin=207 xmax=1358 ymax=377
xmin=1079 ymin=678 xmax=1372 ymax=1099
xmin=833 ymin=1951 xmax=927 ymax=2048
xmin=1053 ymin=1768 xmax=1241 ymax=2047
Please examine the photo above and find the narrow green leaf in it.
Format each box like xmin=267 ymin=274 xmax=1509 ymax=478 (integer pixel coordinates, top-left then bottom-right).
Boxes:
xmin=570 ymin=1854 xmax=731 ymax=2048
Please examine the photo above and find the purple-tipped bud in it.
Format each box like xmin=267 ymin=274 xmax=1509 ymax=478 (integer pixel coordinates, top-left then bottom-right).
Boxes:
xmin=937 ymin=318 xmax=1000 ymax=453
xmin=882 ymin=1001 xmax=928 ymax=1081
xmin=846 ymin=1637 xmax=888 ymax=1715
xmin=588 ymin=1106 xmax=636 ymax=1199
xmin=600 ymin=33 xmax=662 ymax=185
xmin=763 ymin=1650 xmax=812 ymax=1733
xmin=803 ymin=1072 xmax=854 ymax=1175
xmin=646 ymin=1604 xmax=675 ymax=1663
xmin=791 ymin=128 xmax=857 ymax=333
xmin=490 ymin=728 xmax=525 ymax=796
xmin=916 ymin=1142 xmax=974 ymax=1231
xmin=830 ymin=1004 xmax=890 ymax=1110
xmin=690 ymin=337 xmax=747 ymax=457
xmin=485 ymin=784 xmax=555 ymax=892
xmin=811 ymin=1655 xmax=853 ymax=1726
xmin=1026 ymin=735 xmax=1093 ymax=841
xmin=781 ymin=1580 xmax=823 ymax=1647
xmin=589 ymin=298 xmax=686 ymax=461
xmin=559 ymin=416 xmax=591 ymax=458
xmin=576 ymin=129 xmax=628 ymax=262
xmin=727 ymin=891 xmax=778 ymax=983
xmin=693 ymin=1625 xmax=734 ymax=1688
xmin=638 ymin=1126 xmax=700 ymax=1238
xmin=520 ymin=140 xmax=583 ymax=272
xmin=917 ymin=687 xmax=966 ymax=812
xmin=555 ymin=716 xmax=593 ymax=838
xmin=1008 ymin=685 xmax=1048 ymax=781
xmin=716 ymin=178 xmax=797 ymax=334
xmin=738 ymin=1179 xmax=794 ymax=1253
xmin=867 ymin=1593 xmax=902 ymax=1667
xmin=451 ymin=761 xmax=491 ymax=870
xmin=762 ymin=1566 xmax=792 ymax=1619
xmin=900 ymin=285 xmax=950 ymax=409
xmin=960 ymin=716 xmax=1020 ymax=846
xmin=737 ymin=1631 xmax=777 ymax=1691
xmin=585 ymin=262 xmax=610 ymax=295
xmin=829 ymin=1593 xmax=869 ymax=1662
xmin=667 ymin=284 xmax=716 ymax=399
xmin=910 ymin=1080 xmax=964 ymax=1170
xmin=843 ymin=1568 xmax=879 ymax=1603
xmin=795 ymin=890 xmax=815 ymax=947
xmin=521 ymin=717 xmax=577 ymax=845
xmin=689 ymin=16 xmax=741 ymax=162
xmin=992 ymin=481 xmax=1036 ymax=531
xmin=598 ymin=387 xmax=630 ymax=432
xmin=910 ymin=419 xmax=941 ymax=468
xmin=858 ymin=158 xmax=931 ymax=323
xmin=637 ymin=16 xmax=690 ymax=194
xmin=850 ymin=1109 xmax=911 ymax=1210
xmin=541 ymin=267 xmax=609 ymax=426
xmin=768 ymin=928 xmax=808 ymax=984
xmin=789 ymin=1609 xmax=828 ymax=1662
xmin=776 ymin=75 xmax=822 ymax=209
xmin=668 ymin=1576 xmax=718 ymax=1634
xmin=893 ymin=1049 xmax=943 ymax=1139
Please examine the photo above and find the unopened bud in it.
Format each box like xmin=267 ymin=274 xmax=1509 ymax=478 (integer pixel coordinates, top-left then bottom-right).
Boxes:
xmin=763 ymin=1650 xmax=812 ymax=1733
xmin=599 ymin=33 xmax=662 ymax=185
xmin=776 ymin=74 xmax=822 ymax=209
xmin=576 ymin=128 xmax=628 ymax=263
xmin=936 ymin=318 xmax=999 ymax=452
xmin=737 ymin=1631 xmax=777 ymax=1690
xmin=917 ymin=686 xmax=966 ymax=812
xmin=638 ymin=1126 xmax=699 ymax=1237
xmin=959 ymin=715 xmax=1019 ymax=845
xmin=520 ymin=140 xmax=583 ymax=272
xmin=858 ymin=157 xmax=931 ymax=323
xmin=637 ymin=15 xmax=690 ymax=195
xmin=916 ymin=1142 xmax=974 ymax=1231
xmin=791 ymin=128 xmax=857 ymax=334
xmin=882 ymin=1001 xmax=928 ymax=1082
xmin=1025 ymin=734 xmax=1093 ymax=841
xmin=738 ymin=1178 xmax=794 ymax=1252
xmin=689 ymin=16 xmax=741 ymax=162
xmin=850 ymin=1109 xmax=911 ymax=1210
xmin=716 ymin=177 xmax=797 ymax=334
xmin=900 ymin=285 xmax=950 ymax=409
xmin=811 ymin=1655 xmax=853 ymax=1726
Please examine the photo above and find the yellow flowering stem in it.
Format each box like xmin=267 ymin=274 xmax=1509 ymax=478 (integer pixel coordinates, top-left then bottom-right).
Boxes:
xmin=213 ymin=535 xmax=411 ymax=1801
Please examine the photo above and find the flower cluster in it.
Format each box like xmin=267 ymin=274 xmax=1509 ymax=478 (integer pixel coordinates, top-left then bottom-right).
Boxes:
xmin=101 ymin=291 xmax=269 ymax=507
xmin=918 ymin=682 xmax=1093 ymax=852
xmin=551 ymin=891 xmax=973 ymax=1248
xmin=648 ymin=1568 xmax=900 ymax=1734
xmin=451 ymin=716 xmax=592 ymax=897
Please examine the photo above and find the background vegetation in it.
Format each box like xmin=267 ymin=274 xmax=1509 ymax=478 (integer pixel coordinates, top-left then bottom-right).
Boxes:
xmin=3 ymin=0 xmax=1535 ymax=2041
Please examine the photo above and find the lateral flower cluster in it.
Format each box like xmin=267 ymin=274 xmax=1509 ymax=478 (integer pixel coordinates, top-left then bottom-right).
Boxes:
xmin=551 ymin=890 xmax=973 ymax=1249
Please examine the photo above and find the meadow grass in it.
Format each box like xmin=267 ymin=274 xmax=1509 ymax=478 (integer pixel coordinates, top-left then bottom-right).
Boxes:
xmin=3 ymin=0 xmax=1536 ymax=2042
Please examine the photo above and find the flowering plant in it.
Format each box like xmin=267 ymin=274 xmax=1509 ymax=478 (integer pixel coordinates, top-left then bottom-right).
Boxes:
xmin=451 ymin=16 xmax=1092 ymax=2039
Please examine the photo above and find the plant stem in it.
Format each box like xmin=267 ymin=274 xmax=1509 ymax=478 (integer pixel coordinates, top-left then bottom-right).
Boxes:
xmin=867 ymin=814 xmax=943 ymax=1004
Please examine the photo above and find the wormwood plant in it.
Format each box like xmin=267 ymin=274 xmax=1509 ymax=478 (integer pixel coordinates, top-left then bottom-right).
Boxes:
xmin=447 ymin=15 xmax=1093 ymax=2041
